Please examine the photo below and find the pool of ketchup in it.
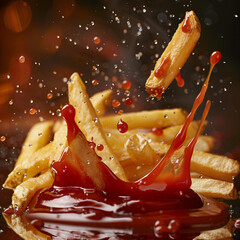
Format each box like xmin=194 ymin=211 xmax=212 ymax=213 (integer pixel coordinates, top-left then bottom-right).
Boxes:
xmin=8 ymin=51 xmax=229 ymax=239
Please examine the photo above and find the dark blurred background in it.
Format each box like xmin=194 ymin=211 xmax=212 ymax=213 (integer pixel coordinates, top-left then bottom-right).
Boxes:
xmin=0 ymin=0 xmax=239 ymax=239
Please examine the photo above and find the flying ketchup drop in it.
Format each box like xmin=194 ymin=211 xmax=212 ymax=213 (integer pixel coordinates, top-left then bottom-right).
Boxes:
xmin=122 ymin=80 xmax=131 ymax=90
xmin=117 ymin=119 xmax=128 ymax=133
xmin=210 ymin=51 xmax=221 ymax=65
xmin=124 ymin=97 xmax=133 ymax=106
xmin=97 ymin=144 xmax=104 ymax=151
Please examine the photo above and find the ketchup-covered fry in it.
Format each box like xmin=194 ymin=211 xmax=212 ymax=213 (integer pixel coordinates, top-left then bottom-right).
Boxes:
xmin=146 ymin=11 xmax=201 ymax=98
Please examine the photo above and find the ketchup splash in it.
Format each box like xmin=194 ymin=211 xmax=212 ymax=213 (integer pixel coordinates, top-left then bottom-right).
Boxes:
xmin=25 ymin=51 xmax=228 ymax=239
xmin=175 ymin=72 xmax=185 ymax=87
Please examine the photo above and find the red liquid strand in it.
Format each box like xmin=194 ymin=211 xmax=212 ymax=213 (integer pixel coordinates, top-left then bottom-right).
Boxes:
xmin=122 ymin=80 xmax=131 ymax=90
xmin=154 ymin=56 xmax=171 ymax=79
xmin=151 ymin=127 xmax=163 ymax=136
xmin=182 ymin=13 xmax=192 ymax=33
xmin=175 ymin=72 xmax=185 ymax=87
xmin=112 ymin=99 xmax=121 ymax=108
xmin=210 ymin=51 xmax=221 ymax=65
xmin=117 ymin=119 xmax=128 ymax=133
xmin=124 ymin=97 xmax=133 ymax=106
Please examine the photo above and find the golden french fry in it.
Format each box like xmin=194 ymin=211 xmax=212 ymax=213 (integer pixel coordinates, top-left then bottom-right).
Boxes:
xmin=12 ymin=170 xmax=54 ymax=210
xmin=68 ymin=72 xmax=127 ymax=181
xmin=191 ymin=178 xmax=237 ymax=200
xmin=191 ymin=151 xmax=240 ymax=182
xmin=3 ymin=214 xmax=51 ymax=240
xmin=145 ymin=11 xmax=201 ymax=96
xmin=125 ymin=134 xmax=160 ymax=165
xmin=4 ymin=143 xmax=53 ymax=189
xmin=150 ymin=142 xmax=240 ymax=182
xmin=194 ymin=220 xmax=234 ymax=240
xmin=100 ymin=108 xmax=187 ymax=130
xmin=4 ymin=124 xmax=67 ymax=190
xmin=90 ymin=89 xmax=113 ymax=117
xmin=15 ymin=121 xmax=54 ymax=166
xmin=194 ymin=136 xmax=215 ymax=152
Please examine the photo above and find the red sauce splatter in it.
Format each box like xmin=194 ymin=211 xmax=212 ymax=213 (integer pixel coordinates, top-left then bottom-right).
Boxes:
xmin=210 ymin=51 xmax=221 ymax=65
xmin=122 ymin=80 xmax=131 ymax=90
xmin=182 ymin=13 xmax=191 ymax=33
xmin=31 ymin=219 xmax=44 ymax=228
xmin=175 ymin=72 xmax=185 ymax=87
xmin=93 ymin=36 xmax=100 ymax=45
xmin=154 ymin=56 xmax=171 ymax=79
xmin=92 ymin=80 xmax=98 ymax=85
xmin=29 ymin=108 xmax=37 ymax=115
xmin=124 ymin=97 xmax=133 ymax=106
xmin=112 ymin=99 xmax=121 ymax=108
xmin=117 ymin=119 xmax=128 ymax=133
xmin=47 ymin=93 xmax=53 ymax=99
xmin=151 ymin=127 xmax=163 ymax=136
xmin=97 ymin=144 xmax=104 ymax=151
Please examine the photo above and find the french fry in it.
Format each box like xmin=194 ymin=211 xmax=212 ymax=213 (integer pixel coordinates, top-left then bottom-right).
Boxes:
xmin=125 ymin=134 xmax=160 ymax=165
xmin=150 ymin=142 xmax=240 ymax=182
xmin=4 ymin=124 xmax=67 ymax=189
xmin=15 ymin=121 xmax=54 ymax=166
xmin=194 ymin=136 xmax=215 ymax=152
xmin=191 ymin=178 xmax=237 ymax=200
xmin=90 ymin=89 xmax=113 ymax=117
xmin=146 ymin=121 xmax=206 ymax=145
xmin=12 ymin=170 xmax=54 ymax=210
xmin=3 ymin=215 xmax=51 ymax=240
xmin=100 ymin=108 xmax=187 ymax=130
xmin=145 ymin=11 xmax=201 ymax=97
xmin=191 ymin=151 xmax=240 ymax=182
xmin=68 ymin=73 xmax=127 ymax=181
xmin=194 ymin=220 xmax=234 ymax=240
xmin=4 ymin=143 xmax=52 ymax=189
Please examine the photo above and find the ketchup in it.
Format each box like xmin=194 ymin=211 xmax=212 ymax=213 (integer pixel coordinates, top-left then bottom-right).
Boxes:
xmin=175 ymin=72 xmax=185 ymax=87
xmin=182 ymin=13 xmax=192 ymax=33
xmin=154 ymin=56 xmax=171 ymax=79
xmin=9 ymin=52 xmax=228 ymax=239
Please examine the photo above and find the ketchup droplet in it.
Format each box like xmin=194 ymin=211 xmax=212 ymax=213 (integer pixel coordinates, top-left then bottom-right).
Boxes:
xmin=182 ymin=14 xmax=191 ymax=33
xmin=47 ymin=93 xmax=53 ymax=99
xmin=151 ymin=127 xmax=163 ymax=136
xmin=19 ymin=56 xmax=25 ymax=63
xmin=112 ymin=99 xmax=121 ymax=108
xmin=93 ymin=36 xmax=100 ymax=45
xmin=92 ymin=80 xmax=98 ymax=85
xmin=154 ymin=56 xmax=171 ymax=79
xmin=122 ymin=80 xmax=131 ymax=90
xmin=210 ymin=51 xmax=221 ymax=66
xmin=234 ymin=219 xmax=240 ymax=229
xmin=117 ymin=119 xmax=128 ymax=133
xmin=124 ymin=97 xmax=133 ymax=106
xmin=88 ymin=141 xmax=96 ymax=149
xmin=175 ymin=72 xmax=185 ymax=87
xmin=29 ymin=108 xmax=37 ymax=115
xmin=97 ymin=144 xmax=104 ymax=151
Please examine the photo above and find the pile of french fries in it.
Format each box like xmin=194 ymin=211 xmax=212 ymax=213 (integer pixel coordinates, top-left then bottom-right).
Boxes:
xmin=4 ymin=10 xmax=240 ymax=240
